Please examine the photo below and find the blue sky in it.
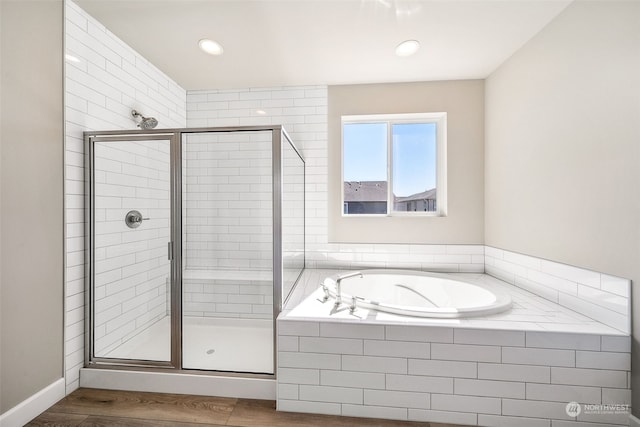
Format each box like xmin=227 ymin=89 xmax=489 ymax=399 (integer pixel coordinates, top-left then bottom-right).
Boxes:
xmin=343 ymin=122 xmax=436 ymax=197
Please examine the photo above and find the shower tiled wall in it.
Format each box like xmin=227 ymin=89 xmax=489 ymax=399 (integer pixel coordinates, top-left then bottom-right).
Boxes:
xmin=182 ymin=131 xmax=274 ymax=319
xmin=64 ymin=0 xmax=186 ymax=392
xmin=182 ymin=131 xmax=272 ymax=271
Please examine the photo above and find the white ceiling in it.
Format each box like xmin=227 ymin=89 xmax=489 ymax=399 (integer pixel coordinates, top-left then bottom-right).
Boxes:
xmin=75 ymin=0 xmax=572 ymax=91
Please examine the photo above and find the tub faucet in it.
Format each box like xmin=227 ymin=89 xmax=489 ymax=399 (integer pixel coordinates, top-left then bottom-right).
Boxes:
xmin=334 ymin=271 xmax=363 ymax=307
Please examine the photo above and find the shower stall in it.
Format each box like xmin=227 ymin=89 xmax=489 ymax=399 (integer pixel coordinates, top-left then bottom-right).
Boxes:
xmin=84 ymin=126 xmax=304 ymax=376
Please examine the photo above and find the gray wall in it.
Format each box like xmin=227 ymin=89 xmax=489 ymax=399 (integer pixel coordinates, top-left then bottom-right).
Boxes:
xmin=484 ymin=0 xmax=640 ymax=414
xmin=0 ymin=0 xmax=64 ymax=413
xmin=328 ymin=81 xmax=484 ymax=244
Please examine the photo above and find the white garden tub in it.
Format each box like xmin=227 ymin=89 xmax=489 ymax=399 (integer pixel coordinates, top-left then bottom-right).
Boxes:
xmin=323 ymin=269 xmax=512 ymax=318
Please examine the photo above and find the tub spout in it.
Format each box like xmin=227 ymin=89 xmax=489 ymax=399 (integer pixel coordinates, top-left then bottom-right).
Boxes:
xmin=335 ymin=271 xmax=363 ymax=307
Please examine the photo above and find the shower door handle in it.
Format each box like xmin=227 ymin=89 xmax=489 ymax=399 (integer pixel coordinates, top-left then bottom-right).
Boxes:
xmin=168 ymin=242 xmax=173 ymax=260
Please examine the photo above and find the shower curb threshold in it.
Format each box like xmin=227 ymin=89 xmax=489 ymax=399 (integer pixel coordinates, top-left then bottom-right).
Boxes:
xmin=79 ymin=368 xmax=275 ymax=400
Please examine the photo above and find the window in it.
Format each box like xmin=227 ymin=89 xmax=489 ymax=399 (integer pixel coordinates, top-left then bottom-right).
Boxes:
xmin=342 ymin=113 xmax=447 ymax=216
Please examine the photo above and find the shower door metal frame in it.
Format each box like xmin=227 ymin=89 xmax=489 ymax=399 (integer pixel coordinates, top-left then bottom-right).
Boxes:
xmin=84 ymin=132 xmax=180 ymax=369
xmin=84 ymin=125 xmax=304 ymax=377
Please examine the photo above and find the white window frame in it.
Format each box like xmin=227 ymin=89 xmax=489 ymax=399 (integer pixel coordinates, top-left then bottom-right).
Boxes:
xmin=341 ymin=112 xmax=447 ymax=217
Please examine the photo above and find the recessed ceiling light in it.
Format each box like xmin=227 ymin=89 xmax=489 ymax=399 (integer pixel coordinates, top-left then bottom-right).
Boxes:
xmin=395 ymin=40 xmax=420 ymax=57
xmin=256 ymin=110 xmax=267 ymax=115
xmin=198 ymin=39 xmax=224 ymax=56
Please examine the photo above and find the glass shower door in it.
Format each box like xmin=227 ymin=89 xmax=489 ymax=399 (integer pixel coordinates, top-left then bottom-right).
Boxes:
xmin=181 ymin=130 xmax=274 ymax=373
xmin=89 ymin=135 xmax=174 ymax=365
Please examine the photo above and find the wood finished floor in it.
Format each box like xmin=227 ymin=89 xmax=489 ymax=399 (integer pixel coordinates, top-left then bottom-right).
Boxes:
xmin=27 ymin=388 xmax=469 ymax=427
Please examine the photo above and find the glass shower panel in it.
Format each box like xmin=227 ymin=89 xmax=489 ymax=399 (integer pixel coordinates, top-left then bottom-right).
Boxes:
xmin=181 ymin=131 xmax=274 ymax=373
xmin=281 ymin=133 xmax=305 ymax=303
xmin=92 ymin=138 xmax=172 ymax=362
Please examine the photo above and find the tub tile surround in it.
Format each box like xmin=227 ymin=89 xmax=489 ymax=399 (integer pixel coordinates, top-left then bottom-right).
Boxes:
xmin=485 ymin=247 xmax=630 ymax=334
xmin=306 ymin=243 xmax=485 ymax=273
xmin=277 ymin=269 xmax=630 ymax=426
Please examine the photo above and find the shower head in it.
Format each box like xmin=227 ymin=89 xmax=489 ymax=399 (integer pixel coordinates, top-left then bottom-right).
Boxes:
xmin=131 ymin=109 xmax=158 ymax=129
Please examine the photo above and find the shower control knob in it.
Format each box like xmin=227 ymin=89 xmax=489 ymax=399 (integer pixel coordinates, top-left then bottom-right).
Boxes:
xmin=125 ymin=210 xmax=149 ymax=229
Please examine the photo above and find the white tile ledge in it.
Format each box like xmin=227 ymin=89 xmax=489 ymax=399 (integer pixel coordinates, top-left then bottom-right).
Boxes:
xmin=183 ymin=268 xmax=271 ymax=281
xmin=281 ymin=269 xmax=625 ymax=337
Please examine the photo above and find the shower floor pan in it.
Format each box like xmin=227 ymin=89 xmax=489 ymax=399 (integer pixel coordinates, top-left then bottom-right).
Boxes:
xmin=105 ymin=316 xmax=273 ymax=373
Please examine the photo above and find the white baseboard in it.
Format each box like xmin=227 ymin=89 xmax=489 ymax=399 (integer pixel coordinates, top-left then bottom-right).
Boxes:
xmin=630 ymin=413 xmax=640 ymax=427
xmin=0 ymin=378 xmax=65 ymax=427
xmin=80 ymin=368 xmax=276 ymax=400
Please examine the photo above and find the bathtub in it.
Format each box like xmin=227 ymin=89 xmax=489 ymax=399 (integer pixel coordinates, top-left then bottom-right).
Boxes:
xmin=322 ymin=269 xmax=512 ymax=318
xmin=278 ymin=268 xmax=630 ymax=425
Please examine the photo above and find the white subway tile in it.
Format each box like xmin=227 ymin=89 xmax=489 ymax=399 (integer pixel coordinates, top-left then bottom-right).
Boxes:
xmin=431 ymin=393 xmax=501 ymax=414
xmin=528 ymin=269 xmax=578 ymax=296
xmin=502 ymin=347 xmax=575 ymax=367
xmin=299 ymin=337 xmax=362 ymax=355
xmin=551 ymin=367 xmax=627 ymax=388
xmin=277 ymin=336 xmax=298 ymax=352
xmin=575 ymin=351 xmax=630 ymax=370
xmin=386 ymin=374 xmax=453 ymax=393
xmin=320 ymin=370 xmax=385 ymax=389
xmin=431 ymin=343 xmax=501 ymax=363
xmin=478 ymin=363 xmax=550 ymax=383
xmin=66 ymin=3 xmax=88 ymax=29
xmin=320 ymin=322 xmax=384 ymax=339
xmin=602 ymin=387 xmax=631 ymax=405
xmin=601 ymin=335 xmax=630 ymax=352
xmin=454 ymin=328 xmax=525 ymax=347
xmin=558 ymin=293 xmax=629 ymax=334
xmin=494 ymin=258 xmax=528 ymax=278
xmin=278 ymin=352 xmax=340 ymax=370
xmin=342 ymin=404 xmax=407 ymax=420
xmin=455 ymin=378 xmax=524 ymax=398
xmin=540 ymin=260 xmax=601 ymax=289
xmin=601 ymin=275 xmax=630 ymax=298
xmin=502 ymin=251 xmax=542 ymax=270
xmin=277 ymin=384 xmax=298 ymax=400
xmin=298 ymin=385 xmax=362 ymax=404
xmin=409 ymin=359 xmax=477 ymax=378
xmin=364 ymin=340 xmax=429 ymax=358
xmin=364 ymin=389 xmax=430 ymax=409
xmin=502 ymin=399 xmax=571 ymax=420
xmin=485 ymin=247 xmax=504 ymax=259
xmin=578 ymin=285 xmax=628 ymax=315
xmin=526 ymin=383 xmax=601 ymax=404
xmin=447 ymin=245 xmax=484 ymax=255
xmin=342 ymin=355 xmax=407 ymax=374
xmin=276 ymin=367 xmax=319 ymax=385
xmin=277 ymin=399 xmax=340 ymax=415
xmin=278 ymin=321 xmax=319 ymax=337
xmin=526 ymin=331 xmax=600 ymax=351
xmin=385 ymin=325 xmax=453 ymax=343
xmin=485 ymin=265 xmax=515 ymax=285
